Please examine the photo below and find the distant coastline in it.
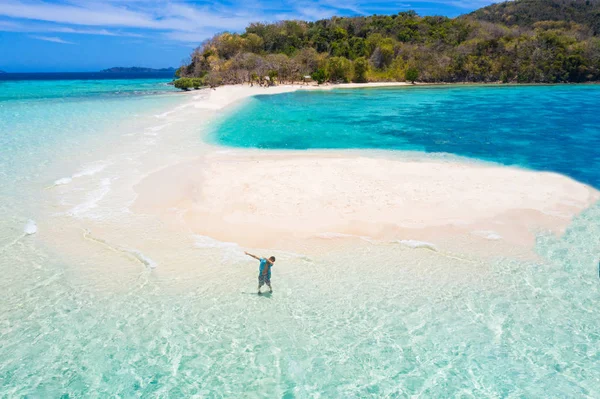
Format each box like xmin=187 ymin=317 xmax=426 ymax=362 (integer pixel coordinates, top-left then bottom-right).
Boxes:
xmin=0 ymin=71 xmax=177 ymax=82
xmin=100 ymin=67 xmax=176 ymax=73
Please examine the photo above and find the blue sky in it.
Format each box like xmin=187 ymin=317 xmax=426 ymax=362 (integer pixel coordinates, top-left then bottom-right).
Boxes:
xmin=0 ymin=0 xmax=497 ymax=72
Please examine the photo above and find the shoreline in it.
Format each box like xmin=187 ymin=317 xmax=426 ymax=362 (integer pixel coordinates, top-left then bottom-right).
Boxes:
xmin=175 ymin=80 xmax=600 ymax=99
xmin=171 ymin=80 xmax=600 ymax=121
xmin=37 ymin=82 xmax=600 ymax=273
xmin=124 ymin=83 xmax=600 ymax=257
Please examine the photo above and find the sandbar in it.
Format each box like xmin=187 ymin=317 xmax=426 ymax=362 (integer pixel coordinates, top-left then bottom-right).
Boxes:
xmin=132 ymin=84 xmax=599 ymax=256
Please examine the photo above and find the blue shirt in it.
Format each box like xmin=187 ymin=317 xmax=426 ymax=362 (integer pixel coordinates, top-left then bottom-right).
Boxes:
xmin=259 ymin=258 xmax=272 ymax=277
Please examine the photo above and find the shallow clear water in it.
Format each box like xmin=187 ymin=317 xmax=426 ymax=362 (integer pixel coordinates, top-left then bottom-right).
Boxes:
xmin=1 ymin=82 xmax=599 ymax=398
xmin=211 ymin=85 xmax=600 ymax=188
xmin=0 ymin=77 xmax=181 ymax=217
xmin=0 ymin=77 xmax=177 ymax=102
xmin=2 ymin=208 xmax=600 ymax=397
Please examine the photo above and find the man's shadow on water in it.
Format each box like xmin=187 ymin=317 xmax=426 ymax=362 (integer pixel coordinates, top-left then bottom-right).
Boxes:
xmin=241 ymin=291 xmax=273 ymax=299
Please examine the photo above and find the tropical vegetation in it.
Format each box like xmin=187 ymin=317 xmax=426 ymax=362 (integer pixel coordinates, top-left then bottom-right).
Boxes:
xmin=174 ymin=0 xmax=600 ymax=89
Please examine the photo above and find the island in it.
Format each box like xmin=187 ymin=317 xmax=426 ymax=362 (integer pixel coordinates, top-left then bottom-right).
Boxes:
xmin=100 ymin=67 xmax=176 ymax=73
xmin=174 ymin=0 xmax=600 ymax=88
xmin=0 ymin=70 xmax=6 ymax=74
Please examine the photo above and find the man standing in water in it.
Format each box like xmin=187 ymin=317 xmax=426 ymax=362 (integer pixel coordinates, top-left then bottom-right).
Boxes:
xmin=245 ymin=252 xmax=276 ymax=294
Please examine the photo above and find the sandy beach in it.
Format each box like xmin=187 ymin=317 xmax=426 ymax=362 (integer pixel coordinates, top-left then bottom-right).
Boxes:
xmin=185 ymin=81 xmax=413 ymax=109
xmin=130 ymin=83 xmax=599 ymax=257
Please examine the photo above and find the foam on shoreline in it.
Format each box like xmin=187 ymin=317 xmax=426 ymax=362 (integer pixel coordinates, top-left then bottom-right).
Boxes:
xmin=394 ymin=240 xmax=438 ymax=251
xmin=82 ymin=229 xmax=157 ymax=269
xmin=52 ymin=162 xmax=109 ymax=187
xmin=68 ymin=178 xmax=111 ymax=218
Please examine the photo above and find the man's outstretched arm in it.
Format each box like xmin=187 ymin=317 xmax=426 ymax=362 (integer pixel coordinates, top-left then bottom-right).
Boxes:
xmin=245 ymin=251 xmax=261 ymax=260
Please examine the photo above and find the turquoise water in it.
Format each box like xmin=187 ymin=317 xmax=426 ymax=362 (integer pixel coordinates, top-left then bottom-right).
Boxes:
xmin=1 ymin=82 xmax=600 ymax=397
xmin=0 ymin=78 xmax=180 ymax=210
xmin=0 ymin=78 xmax=178 ymax=163
xmin=0 ymin=77 xmax=177 ymax=102
xmin=211 ymin=85 xmax=600 ymax=188
xmin=0 ymin=79 xmax=184 ymax=292
xmin=4 ymin=216 xmax=600 ymax=397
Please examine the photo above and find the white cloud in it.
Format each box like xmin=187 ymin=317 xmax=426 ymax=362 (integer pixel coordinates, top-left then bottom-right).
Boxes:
xmin=52 ymin=26 xmax=144 ymax=37
xmin=30 ymin=35 xmax=75 ymax=44
xmin=0 ymin=19 xmax=144 ymax=37
xmin=51 ymin=27 xmax=118 ymax=36
xmin=163 ymin=3 xmax=259 ymax=31
xmin=393 ymin=0 xmax=496 ymax=10
xmin=0 ymin=0 xmax=262 ymax=44
xmin=0 ymin=0 xmax=498 ymax=46
xmin=1 ymin=1 xmax=157 ymax=28
xmin=0 ymin=19 xmax=21 ymax=29
xmin=296 ymin=6 xmax=338 ymax=21
xmin=163 ymin=30 xmax=212 ymax=43
xmin=0 ymin=0 xmax=259 ymax=31
xmin=317 ymin=0 xmax=364 ymax=15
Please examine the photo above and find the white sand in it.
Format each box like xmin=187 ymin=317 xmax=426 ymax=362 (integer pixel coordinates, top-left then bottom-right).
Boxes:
xmin=132 ymin=82 xmax=600 ymax=256
xmin=134 ymin=151 xmax=598 ymax=253
xmin=186 ymin=82 xmax=412 ymax=110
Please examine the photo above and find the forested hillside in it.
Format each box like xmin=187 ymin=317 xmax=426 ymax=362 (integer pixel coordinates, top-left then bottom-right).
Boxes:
xmin=176 ymin=0 xmax=600 ymax=87
xmin=471 ymin=0 xmax=600 ymax=34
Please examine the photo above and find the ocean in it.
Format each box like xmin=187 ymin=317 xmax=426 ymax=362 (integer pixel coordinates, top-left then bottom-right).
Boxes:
xmin=211 ymin=85 xmax=600 ymax=189
xmin=0 ymin=71 xmax=177 ymax=81
xmin=1 ymin=79 xmax=599 ymax=398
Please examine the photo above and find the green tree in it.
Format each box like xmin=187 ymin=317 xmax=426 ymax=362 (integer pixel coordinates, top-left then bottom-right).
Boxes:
xmin=348 ymin=37 xmax=367 ymax=59
xmin=268 ymin=69 xmax=278 ymax=84
xmin=365 ymin=33 xmax=384 ymax=56
xmin=174 ymin=66 xmax=184 ymax=78
xmin=331 ymin=41 xmax=350 ymax=58
xmin=326 ymin=57 xmax=354 ymax=82
xmin=294 ymin=48 xmax=321 ymax=75
xmin=243 ymin=33 xmax=264 ymax=53
xmin=191 ymin=78 xmax=204 ymax=89
xmin=216 ymin=33 xmax=247 ymax=59
xmin=173 ymin=78 xmax=194 ymax=91
xmin=333 ymin=27 xmax=348 ymax=41
xmin=405 ymin=67 xmax=419 ymax=83
xmin=353 ymin=57 xmax=369 ymax=82
xmin=311 ymin=68 xmax=327 ymax=84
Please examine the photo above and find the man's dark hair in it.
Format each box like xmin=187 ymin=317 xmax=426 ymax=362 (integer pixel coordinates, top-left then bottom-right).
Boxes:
xmin=269 ymin=256 xmax=276 ymax=262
